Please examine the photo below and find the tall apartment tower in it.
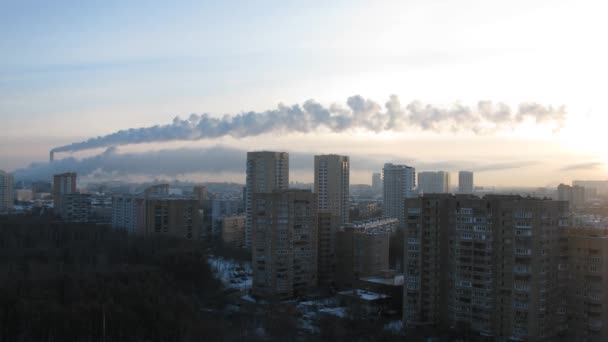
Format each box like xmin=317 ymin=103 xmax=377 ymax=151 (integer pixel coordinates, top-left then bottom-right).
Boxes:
xmin=417 ymin=171 xmax=451 ymax=194
xmin=314 ymin=154 xmax=349 ymax=224
xmin=0 ymin=170 xmax=14 ymax=213
xmin=566 ymin=227 xmax=608 ymax=341
xmin=458 ymin=171 xmax=474 ymax=194
xmin=251 ymin=189 xmax=317 ymax=300
xmin=557 ymin=183 xmax=585 ymax=211
xmin=245 ymin=151 xmax=289 ymax=248
xmin=382 ymin=163 xmax=416 ymax=228
xmin=372 ymin=172 xmax=382 ymax=193
xmin=52 ymin=172 xmax=77 ymax=213
xmin=143 ymin=198 xmax=201 ymax=240
xmin=404 ymin=194 xmax=569 ymax=340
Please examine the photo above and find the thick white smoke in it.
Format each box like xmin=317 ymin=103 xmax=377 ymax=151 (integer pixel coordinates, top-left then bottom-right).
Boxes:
xmin=50 ymin=95 xmax=566 ymax=155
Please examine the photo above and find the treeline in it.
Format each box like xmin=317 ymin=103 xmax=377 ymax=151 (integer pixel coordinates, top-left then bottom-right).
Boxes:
xmin=0 ymin=215 xmax=225 ymax=342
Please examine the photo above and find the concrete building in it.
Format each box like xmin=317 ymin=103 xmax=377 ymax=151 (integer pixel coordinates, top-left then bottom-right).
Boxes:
xmin=245 ymin=151 xmax=289 ymax=248
xmin=458 ymin=171 xmax=474 ymax=194
xmin=143 ymin=198 xmax=201 ymax=239
xmin=566 ymin=227 xmax=608 ymax=342
xmin=251 ymin=189 xmax=317 ymax=300
xmin=558 ymin=183 xmax=585 ymax=210
xmin=372 ymin=172 xmax=382 ymax=194
xmin=317 ymin=211 xmax=338 ymax=288
xmin=112 ymin=195 xmax=146 ymax=233
xmin=52 ymin=172 xmax=77 ymax=213
xmin=335 ymin=218 xmax=397 ymax=289
xmin=211 ymin=199 xmax=241 ymax=237
xmin=418 ymin=171 xmax=451 ymax=194
xmin=60 ymin=193 xmax=92 ymax=223
xmin=143 ymin=184 xmax=169 ymax=197
xmin=221 ymin=215 xmax=245 ymax=247
xmin=382 ymin=163 xmax=416 ymax=228
xmin=314 ymin=154 xmax=350 ymax=225
xmin=0 ymin=170 xmax=14 ymax=213
xmin=15 ymin=189 xmax=33 ymax=202
xmin=403 ymin=194 xmax=569 ymax=341
xmin=193 ymin=185 xmax=209 ymax=202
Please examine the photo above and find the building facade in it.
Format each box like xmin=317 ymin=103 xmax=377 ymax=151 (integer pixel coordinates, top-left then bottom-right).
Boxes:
xmin=221 ymin=215 xmax=246 ymax=247
xmin=458 ymin=171 xmax=474 ymax=194
xmin=251 ymin=189 xmax=317 ymax=300
xmin=60 ymin=193 xmax=92 ymax=222
xmin=558 ymin=183 xmax=585 ymax=211
xmin=52 ymin=172 xmax=77 ymax=213
xmin=404 ymin=194 xmax=569 ymax=341
xmin=372 ymin=172 xmax=382 ymax=194
xmin=112 ymin=195 xmax=146 ymax=233
xmin=382 ymin=163 xmax=416 ymax=228
xmin=417 ymin=171 xmax=451 ymax=194
xmin=0 ymin=170 xmax=14 ymax=213
xmin=245 ymin=151 xmax=289 ymax=248
xmin=314 ymin=154 xmax=350 ymax=225
xmin=143 ymin=198 xmax=201 ymax=239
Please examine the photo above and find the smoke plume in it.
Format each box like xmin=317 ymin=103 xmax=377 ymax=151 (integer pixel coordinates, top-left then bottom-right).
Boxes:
xmin=50 ymin=95 xmax=566 ymax=156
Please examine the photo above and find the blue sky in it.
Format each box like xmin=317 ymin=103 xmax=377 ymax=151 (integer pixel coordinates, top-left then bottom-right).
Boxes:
xmin=1 ymin=0 xmax=607 ymax=185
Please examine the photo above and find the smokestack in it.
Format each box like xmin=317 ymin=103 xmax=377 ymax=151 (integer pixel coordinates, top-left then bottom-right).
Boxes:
xmin=49 ymin=151 xmax=54 ymax=162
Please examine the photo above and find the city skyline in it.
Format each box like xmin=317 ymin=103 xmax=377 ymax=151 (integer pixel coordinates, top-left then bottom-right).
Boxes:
xmin=2 ymin=1 xmax=607 ymax=186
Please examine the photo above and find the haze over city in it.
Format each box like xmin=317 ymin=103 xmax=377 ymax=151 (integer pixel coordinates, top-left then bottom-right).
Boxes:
xmin=2 ymin=0 xmax=607 ymax=186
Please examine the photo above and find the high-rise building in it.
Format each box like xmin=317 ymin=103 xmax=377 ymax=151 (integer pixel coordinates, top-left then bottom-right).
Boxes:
xmin=0 ymin=170 xmax=14 ymax=213
xmin=251 ymin=189 xmax=317 ymax=300
xmin=417 ymin=171 xmax=451 ymax=194
xmin=211 ymin=199 xmax=241 ymax=236
xmin=382 ymin=163 xmax=416 ymax=228
xmin=245 ymin=151 xmax=289 ymax=248
xmin=112 ymin=195 xmax=146 ymax=233
xmin=143 ymin=198 xmax=202 ymax=239
xmin=314 ymin=154 xmax=350 ymax=225
xmin=566 ymin=227 xmax=608 ymax=341
xmin=558 ymin=183 xmax=585 ymax=210
xmin=317 ymin=211 xmax=338 ymax=288
xmin=458 ymin=171 xmax=474 ymax=194
xmin=52 ymin=172 xmax=77 ymax=213
xmin=335 ymin=217 xmax=398 ymax=289
xmin=372 ymin=172 xmax=382 ymax=193
xmin=143 ymin=184 xmax=169 ymax=197
xmin=193 ymin=185 xmax=209 ymax=202
xmin=403 ymin=194 xmax=569 ymax=340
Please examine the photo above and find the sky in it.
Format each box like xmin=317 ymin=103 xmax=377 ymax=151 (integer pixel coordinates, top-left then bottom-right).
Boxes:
xmin=1 ymin=0 xmax=607 ymax=186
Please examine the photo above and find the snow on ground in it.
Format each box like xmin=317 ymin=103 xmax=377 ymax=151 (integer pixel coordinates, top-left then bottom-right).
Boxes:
xmin=207 ymin=256 xmax=252 ymax=290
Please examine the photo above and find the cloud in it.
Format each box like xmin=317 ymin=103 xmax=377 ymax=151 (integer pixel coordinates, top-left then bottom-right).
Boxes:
xmin=49 ymin=95 xmax=567 ymax=158
xmin=560 ymin=162 xmax=604 ymax=171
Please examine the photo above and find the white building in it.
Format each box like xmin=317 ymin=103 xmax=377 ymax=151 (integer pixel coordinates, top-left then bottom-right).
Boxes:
xmin=372 ymin=172 xmax=382 ymax=193
xmin=245 ymin=151 xmax=289 ymax=248
xmin=112 ymin=195 xmax=145 ymax=233
xmin=382 ymin=163 xmax=416 ymax=228
xmin=417 ymin=171 xmax=451 ymax=194
xmin=458 ymin=171 xmax=474 ymax=194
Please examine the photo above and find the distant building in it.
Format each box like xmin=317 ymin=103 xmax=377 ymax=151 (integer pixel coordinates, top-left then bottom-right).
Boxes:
xmin=0 ymin=170 xmax=14 ymax=213
xmin=221 ymin=215 xmax=245 ymax=247
xmin=558 ymin=183 xmax=585 ymax=210
xmin=193 ymin=185 xmax=209 ymax=202
xmin=245 ymin=151 xmax=289 ymax=248
xmin=112 ymin=195 xmax=145 ymax=233
xmin=60 ymin=193 xmax=92 ymax=223
xmin=372 ymin=172 xmax=382 ymax=193
xmin=417 ymin=171 xmax=451 ymax=194
xmin=573 ymin=180 xmax=608 ymax=197
xmin=143 ymin=184 xmax=169 ymax=197
xmin=15 ymin=189 xmax=33 ymax=202
xmin=335 ymin=218 xmax=397 ymax=289
xmin=52 ymin=172 xmax=77 ymax=213
xmin=458 ymin=171 xmax=474 ymax=194
xmin=211 ymin=199 xmax=241 ymax=237
xmin=252 ymin=189 xmax=317 ymax=300
xmin=566 ymin=227 xmax=608 ymax=341
xmin=314 ymin=154 xmax=350 ymax=225
xmin=143 ymin=198 xmax=201 ymax=239
xmin=382 ymin=163 xmax=416 ymax=228
xmin=403 ymin=194 xmax=569 ymax=340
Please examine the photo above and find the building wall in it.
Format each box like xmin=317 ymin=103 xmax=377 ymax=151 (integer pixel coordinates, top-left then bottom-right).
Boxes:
xmin=143 ymin=199 xmax=201 ymax=240
xmin=245 ymin=151 xmax=289 ymax=248
xmin=314 ymin=154 xmax=350 ymax=225
xmin=458 ymin=171 xmax=474 ymax=194
xmin=251 ymin=190 xmax=317 ymax=300
xmin=0 ymin=170 xmax=14 ymax=212
xmin=417 ymin=171 xmax=451 ymax=194
xmin=383 ymin=163 xmax=416 ymax=228
xmin=112 ymin=195 xmax=145 ymax=233
xmin=221 ymin=215 xmax=245 ymax=247
xmin=403 ymin=194 xmax=569 ymax=341
xmin=60 ymin=193 xmax=92 ymax=223
xmin=52 ymin=172 xmax=77 ymax=213
xmin=317 ymin=211 xmax=337 ymax=288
